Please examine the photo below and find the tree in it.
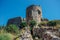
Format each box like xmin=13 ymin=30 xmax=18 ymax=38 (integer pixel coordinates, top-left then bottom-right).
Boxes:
xmin=20 ymin=21 xmax=27 ymax=28
xmin=29 ymin=20 xmax=37 ymax=35
xmin=47 ymin=21 xmax=56 ymax=29
xmin=29 ymin=20 xmax=36 ymax=28
xmin=5 ymin=24 xmax=19 ymax=34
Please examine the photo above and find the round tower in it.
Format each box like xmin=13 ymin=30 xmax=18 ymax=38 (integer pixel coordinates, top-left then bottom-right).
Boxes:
xmin=26 ymin=5 xmax=42 ymax=24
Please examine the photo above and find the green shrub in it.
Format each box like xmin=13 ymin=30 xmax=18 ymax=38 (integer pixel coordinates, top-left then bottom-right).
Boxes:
xmin=20 ymin=21 xmax=27 ymax=28
xmin=5 ymin=24 xmax=19 ymax=34
xmin=29 ymin=20 xmax=36 ymax=30
xmin=29 ymin=20 xmax=36 ymax=27
xmin=0 ymin=33 xmax=14 ymax=40
xmin=47 ymin=21 xmax=56 ymax=26
xmin=38 ymin=22 xmax=47 ymax=27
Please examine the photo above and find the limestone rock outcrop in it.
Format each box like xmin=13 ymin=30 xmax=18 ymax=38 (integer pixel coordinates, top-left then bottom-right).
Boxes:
xmin=19 ymin=27 xmax=33 ymax=40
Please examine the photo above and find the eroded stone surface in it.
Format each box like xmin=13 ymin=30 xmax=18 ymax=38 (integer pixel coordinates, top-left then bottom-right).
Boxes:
xmin=19 ymin=27 xmax=33 ymax=40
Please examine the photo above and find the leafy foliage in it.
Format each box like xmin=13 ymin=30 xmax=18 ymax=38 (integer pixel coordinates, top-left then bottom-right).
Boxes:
xmin=20 ymin=21 xmax=27 ymax=28
xmin=29 ymin=20 xmax=37 ymax=27
xmin=47 ymin=21 xmax=56 ymax=26
xmin=5 ymin=24 xmax=19 ymax=34
xmin=29 ymin=20 xmax=36 ymax=35
xmin=38 ymin=22 xmax=48 ymax=28
xmin=53 ymin=20 xmax=60 ymax=24
xmin=0 ymin=33 xmax=14 ymax=40
xmin=41 ymin=18 xmax=48 ymax=21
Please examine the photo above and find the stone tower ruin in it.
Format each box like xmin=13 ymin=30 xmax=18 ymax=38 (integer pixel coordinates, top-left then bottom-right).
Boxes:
xmin=26 ymin=5 xmax=42 ymax=24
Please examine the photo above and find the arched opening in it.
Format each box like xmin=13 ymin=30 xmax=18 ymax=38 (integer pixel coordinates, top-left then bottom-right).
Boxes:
xmin=37 ymin=10 xmax=41 ymax=15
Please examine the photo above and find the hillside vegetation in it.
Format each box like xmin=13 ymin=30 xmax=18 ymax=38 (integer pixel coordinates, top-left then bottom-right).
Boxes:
xmin=0 ymin=20 xmax=60 ymax=40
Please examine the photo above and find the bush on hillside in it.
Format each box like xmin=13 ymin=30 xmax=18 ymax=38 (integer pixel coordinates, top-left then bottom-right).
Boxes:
xmin=38 ymin=22 xmax=47 ymax=26
xmin=5 ymin=24 xmax=19 ymax=34
xmin=29 ymin=20 xmax=37 ymax=35
xmin=29 ymin=20 xmax=37 ymax=27
xmin=47 ymin=21 xmax=56 ymax=26
xmin=0 ymin=33 xmax=14 ymax=40
xmin=20 ymin=21 xmax=27 ymax=29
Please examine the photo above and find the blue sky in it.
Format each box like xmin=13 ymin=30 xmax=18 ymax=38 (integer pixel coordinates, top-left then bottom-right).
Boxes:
xmin=0 ymin=0 xmax=60 ymax=26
